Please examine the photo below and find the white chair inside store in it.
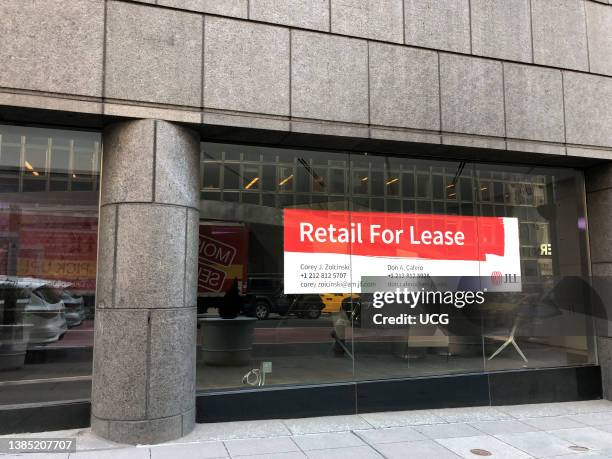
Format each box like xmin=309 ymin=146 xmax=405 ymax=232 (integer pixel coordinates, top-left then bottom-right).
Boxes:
xmin=486 ymin=291 xmax=561 ymax=363
xmin=487 ymin=315 xmax=527 ymax=362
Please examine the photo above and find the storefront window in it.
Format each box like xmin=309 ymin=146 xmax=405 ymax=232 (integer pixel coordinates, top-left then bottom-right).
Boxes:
xmin=0 ymin=125 xmax=100 ymax=405
xmin=196 ymin=142 xmax=594 ymax=391
xmin=0 ymin=130 xmax=595 ymax=405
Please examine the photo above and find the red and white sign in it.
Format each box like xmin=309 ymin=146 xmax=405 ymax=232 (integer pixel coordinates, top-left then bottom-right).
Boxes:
xmin=198 ymin=223 xmax=248 ymax=294
xmin=283 ymin=209 xmax=521 ymax=293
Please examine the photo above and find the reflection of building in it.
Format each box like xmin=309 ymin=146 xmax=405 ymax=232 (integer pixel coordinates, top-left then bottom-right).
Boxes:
xmin=0 ymin=0 xmax=611 ymax=446
xmin=201 ymin=144 xmax=568 ymax=281
xmin=0 ymin=126 xmax=100 ymax=294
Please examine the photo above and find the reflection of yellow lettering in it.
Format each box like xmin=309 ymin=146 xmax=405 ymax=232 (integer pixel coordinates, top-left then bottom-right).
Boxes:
xmin=540 ymin=243 xmax=552 ymax=256
xmin=17 ymin=259 xmax=96 ymax=280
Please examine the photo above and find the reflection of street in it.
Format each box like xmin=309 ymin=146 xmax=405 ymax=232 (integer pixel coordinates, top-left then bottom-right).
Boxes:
xmin=10 ymin=316 xmax=459 ymax=352
xmin=47 ymin=320 xmax=94 ymax=348
xmin=254 ymin=317 xmax=333 ymax=328
xmin=0 ymin=312 xmax=591 ymax=404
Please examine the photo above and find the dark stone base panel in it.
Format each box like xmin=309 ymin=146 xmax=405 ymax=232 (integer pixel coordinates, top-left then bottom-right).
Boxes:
xmin=196 ymin=365 xmax=601 ymax=423
xmin=196 ymin=382 xmax=356 ymax=423
xmin=356 ymin=373 xmax=490 ymax=413
xmin=0 ymin=400 xmax=90 ymax=435
xmin=0 ymin=366 xmax=601 ymax=433
xmin=489 ymin=365 xmax=602 ymax=406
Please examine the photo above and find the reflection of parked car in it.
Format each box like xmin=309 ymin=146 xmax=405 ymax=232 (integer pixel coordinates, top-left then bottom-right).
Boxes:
xmin=289 ymin=294 xmax=325 ymax=320
xmin=24 ymin=284 xmax=67 ymax=347
xmin=60 ymin=290 xmax=85 ymax=327
xmin=244 ymin=276 xmax=291 ymax=320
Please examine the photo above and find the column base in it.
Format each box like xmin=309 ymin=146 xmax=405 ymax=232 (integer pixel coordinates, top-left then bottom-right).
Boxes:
xmin=91 ymin=409 xmax=195 ymax=445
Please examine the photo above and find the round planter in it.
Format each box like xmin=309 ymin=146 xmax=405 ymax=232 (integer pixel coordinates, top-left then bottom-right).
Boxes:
xmin=199 ymin=317 xmax=257 ymax=366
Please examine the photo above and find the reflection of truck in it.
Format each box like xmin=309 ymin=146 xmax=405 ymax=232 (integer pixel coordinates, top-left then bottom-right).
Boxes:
xmin=242 ymin=276 xmax=291 ymax=320
xmin=197 ymin=223 xmax=325 ymax=319
xmin=242 ymin=276 xmax=325 ymax=320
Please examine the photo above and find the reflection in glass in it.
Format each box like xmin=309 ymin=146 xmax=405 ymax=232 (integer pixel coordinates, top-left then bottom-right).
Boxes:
xmin=196 ymin=142 xmax=593 ymax=392
xmin=0 ymin=124 xmax=100 ymax=406
xmin=353 ymin=171 xmax=369 ymax=195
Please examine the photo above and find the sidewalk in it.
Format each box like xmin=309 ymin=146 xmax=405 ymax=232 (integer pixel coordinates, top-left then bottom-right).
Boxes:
xmin=4 ymin=401 xmax=612 ymax=458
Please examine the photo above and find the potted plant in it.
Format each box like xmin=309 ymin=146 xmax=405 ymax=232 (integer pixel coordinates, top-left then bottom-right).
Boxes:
xmin=199 ymin=279 xmax=257 ymax=366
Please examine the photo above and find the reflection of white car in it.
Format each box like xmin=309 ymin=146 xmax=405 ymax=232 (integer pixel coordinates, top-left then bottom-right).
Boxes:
xmin=1 ymin=277 xmax=70 ymax=348
xmin=24 ymin=285 xmax=67 ymax=347
xmin=60 ymin=291 xmax=85 ymax=328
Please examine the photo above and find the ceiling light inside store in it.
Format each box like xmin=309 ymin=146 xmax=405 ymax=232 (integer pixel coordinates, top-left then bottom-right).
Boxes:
xmin=385 ymin=178 xmax=398 ymax=185
xmin=244 ymin=177 xmax=259 ymax=189
xmin=32 ymin=171 xmax=39 ymax=176
xmin=279 ymin=175 xmax=294 ymax=186
xmin=361 ymin=176 xmax=368 ymax=182
xmin=24 ymin=161 xmax=34 ymax=171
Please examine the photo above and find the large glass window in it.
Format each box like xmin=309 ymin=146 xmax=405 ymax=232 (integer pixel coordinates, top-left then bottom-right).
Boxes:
xmin=196 ymin=143 xmax=593 ymax=391
xmin=0 ymin=125 xmax=100 ymax=405
xmin=0 ymin=130 xmax=594 ymax=406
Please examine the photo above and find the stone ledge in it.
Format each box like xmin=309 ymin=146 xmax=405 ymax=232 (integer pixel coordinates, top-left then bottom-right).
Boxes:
xmin=1 ymin=89 xmax=611 ymax=157
xmin=567 ymin=145 xmax=612 ymax=160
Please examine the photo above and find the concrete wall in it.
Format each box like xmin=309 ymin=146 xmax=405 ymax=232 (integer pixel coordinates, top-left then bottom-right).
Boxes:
xmin=586 ymin=164 xmax=612 ymax=398
xmin=0 ymin=0 xmax=610 ymax=160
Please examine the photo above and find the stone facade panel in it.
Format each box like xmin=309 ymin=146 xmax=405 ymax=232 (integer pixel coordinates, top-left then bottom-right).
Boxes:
xmin=185 ymin=208 xmax=200 ymax=308
xmin=158 ymin=0 xmax=247 ymax=18
xmin=105 ymin=1 xmax=203 ymax=106
xmin=587 ymin=189 xmax=612 ymax=264
xmin=598 ymin=337 xmax=612 ymax=399
xmin=470 ymin=0 xmax=532 ymax=63
xmin=91 ymin=309 xmax=149 ymax=420
xmin=403 ymin=0 xmax=471 ymax=54
xmin=204 ymin=17 xmax=290 ymax=116
xmin=331 ymin=0 xmax=404 ymax=43
xmin=564 ymin=72 xmax=612 ymax=147
xmin=115 ymin=204 xmax=187 ymax=309
xmin=504 ymin=63 xmax=565 ymax=143
xmin=369 ymin=43 xmax=440 ymax=130
xmin=291 ymin=32 xmax=369 ymax=124
xmin=148 ymin=307 xmax=197 ymax=418
xmin=531 ymin=0 xmax=589 ymax=71
xmin=101 ymin=120 xmax=155 ymax=205
xmin=0 ymin=0 xmax=104 ymax=96
xmin=585 ymin=2 xmax=612 ymax=76
xmin=96 ymin=205 xmax=117 ymax=309
xmin=249 ymin=0 xmax=329 ymax=31
xmin=586 ymin=164 xmax=612 ymax=193
xmin=440 ymin=54 xmax=505 ymax=137
xmin=154 ymin=120 xmax=200 ymax=207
